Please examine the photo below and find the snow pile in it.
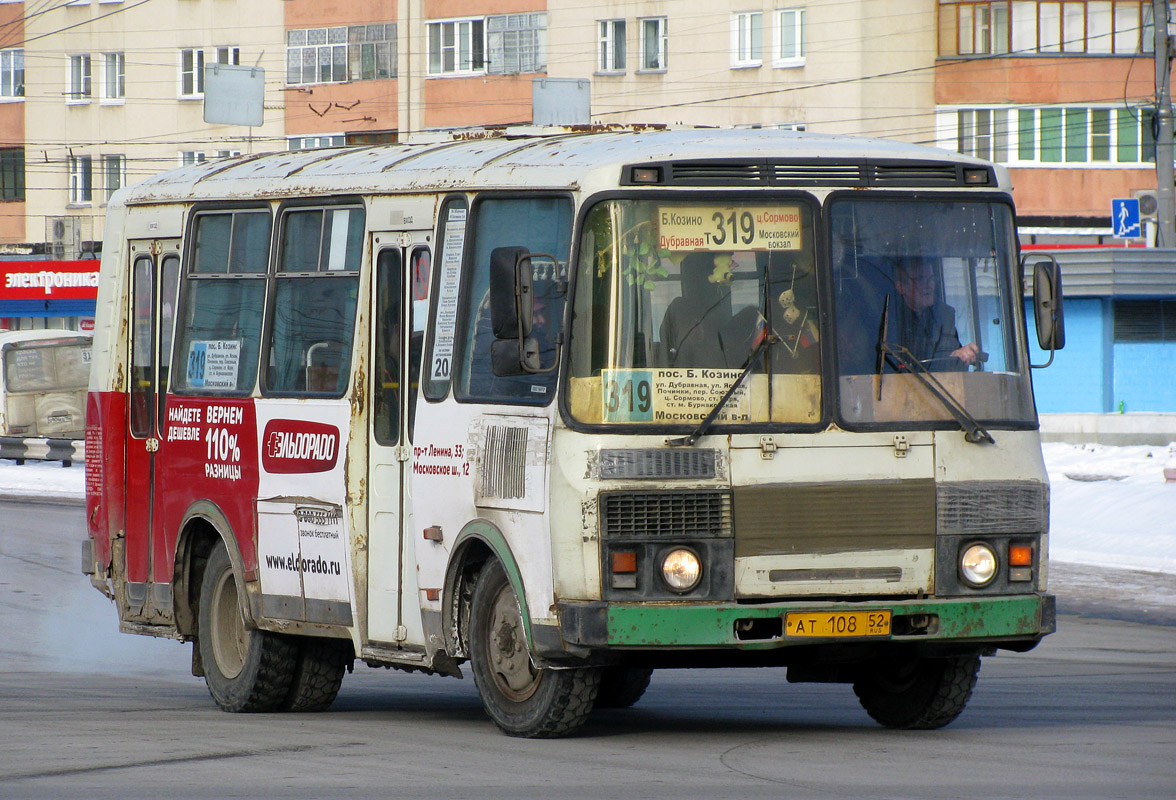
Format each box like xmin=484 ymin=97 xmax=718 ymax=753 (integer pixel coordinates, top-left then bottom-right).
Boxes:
xmin=2 ymin=441 xmax=1174 ymax=575
xmin=1043 ymin=442 xmax=1176 ymax=575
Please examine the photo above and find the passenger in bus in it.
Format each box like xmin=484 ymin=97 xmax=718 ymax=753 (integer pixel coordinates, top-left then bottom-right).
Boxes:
xmin=659 ymin=251 xmax=741 ymax=368
xmin=891 ymin=257 xmax=979 ymax=369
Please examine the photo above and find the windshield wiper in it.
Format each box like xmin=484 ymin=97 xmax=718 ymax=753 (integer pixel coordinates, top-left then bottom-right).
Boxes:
xmin=667 ymin=331 xmax=779 ymax=448
xmin=875 ymin=295 xmax=890 ymax=402
xmin=877 ymin=341 xmax=995 ymax=445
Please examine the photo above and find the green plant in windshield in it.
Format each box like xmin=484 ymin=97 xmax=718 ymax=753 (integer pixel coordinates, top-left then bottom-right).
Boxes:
xmin=588 ymin=202 xmax=670 ymax=289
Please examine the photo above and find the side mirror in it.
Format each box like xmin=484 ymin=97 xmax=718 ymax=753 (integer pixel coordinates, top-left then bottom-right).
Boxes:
xmin=489 ymin=246 xmax=532 ymax=340
xmin=1026 ymin=254 xmax=1065 ymax=368
xmin=490 ymin=337 xmax=541 ymax=376
xmin=488 ymin=246 xmax=561 ymax=376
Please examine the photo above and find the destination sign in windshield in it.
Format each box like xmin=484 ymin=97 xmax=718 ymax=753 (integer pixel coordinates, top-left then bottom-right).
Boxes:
xmin=658 ymin=206 xmax=802 ymax=251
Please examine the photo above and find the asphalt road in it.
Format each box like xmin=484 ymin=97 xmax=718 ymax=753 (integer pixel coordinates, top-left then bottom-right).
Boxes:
xmin=2 ymin=500 xmax=1173 ymax=799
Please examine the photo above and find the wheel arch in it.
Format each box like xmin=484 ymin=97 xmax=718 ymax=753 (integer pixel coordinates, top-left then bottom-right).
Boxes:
xmin=173 ymin=499 xmax=254 ymax=638
xmin=442 ymin=518 xmax=532 ymax=659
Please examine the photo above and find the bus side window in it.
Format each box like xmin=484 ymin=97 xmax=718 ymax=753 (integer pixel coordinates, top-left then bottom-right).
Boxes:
xmin=373 ymin=248 xmax=402 ymax=445
xmin=172 ymin=210 xmax=270 ymax=395
xmin=455 ymin=196 xmax=572 ymax=404
xmin=265 ymin=205 xmax=364 ymax=398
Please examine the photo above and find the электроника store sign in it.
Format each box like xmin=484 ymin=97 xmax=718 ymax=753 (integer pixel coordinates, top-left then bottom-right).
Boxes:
xmin=0 ymin=260 xmax=100 ymax=319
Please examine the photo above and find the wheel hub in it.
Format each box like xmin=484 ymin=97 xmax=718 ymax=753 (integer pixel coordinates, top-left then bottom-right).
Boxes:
xmin=488 ymin=584 xmax=541 ymax=700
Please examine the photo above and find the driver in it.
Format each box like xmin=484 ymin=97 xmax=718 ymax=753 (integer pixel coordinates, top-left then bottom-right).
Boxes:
xmin=892 ymin=257 xmax=980 ymax=369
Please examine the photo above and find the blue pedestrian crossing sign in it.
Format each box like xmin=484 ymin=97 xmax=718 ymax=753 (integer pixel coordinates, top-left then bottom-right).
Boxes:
xmin=1112 ymin=198 xmax=1142 ymax=239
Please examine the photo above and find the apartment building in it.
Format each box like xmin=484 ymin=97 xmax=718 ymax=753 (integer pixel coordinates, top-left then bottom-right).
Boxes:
xmin=935 ymin=0 xmax=1162 ymax=231
xmin=546 ymin=0 xmax=939 ymax=140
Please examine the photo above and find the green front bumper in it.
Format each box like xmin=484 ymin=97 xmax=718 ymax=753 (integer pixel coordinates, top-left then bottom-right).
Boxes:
xmin=557 ymin=594 xmax=1054 ymax=649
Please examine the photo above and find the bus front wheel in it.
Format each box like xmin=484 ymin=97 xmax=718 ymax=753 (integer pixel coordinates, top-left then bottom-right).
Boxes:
xmin=198 ymin=542 xmax=297 ymax=712
xmin=468 ymin=560 xmax=600 ymax=738
xmin=853 ymin=653 xmax=981 ymax=729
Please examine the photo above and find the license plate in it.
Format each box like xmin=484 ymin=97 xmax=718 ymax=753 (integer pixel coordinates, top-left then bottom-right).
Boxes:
xmin=785 ymin=610 xmax=891 ymax=638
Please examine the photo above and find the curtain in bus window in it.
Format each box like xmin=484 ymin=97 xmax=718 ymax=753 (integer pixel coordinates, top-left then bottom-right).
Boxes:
xmin=455 ymin=196 xmax=572 ymax=404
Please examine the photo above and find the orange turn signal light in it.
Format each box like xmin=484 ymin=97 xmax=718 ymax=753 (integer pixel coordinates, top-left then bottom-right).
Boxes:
xmin=1008 ymin=544 xmax=1034 ymax=567
xmin=611 ymin=551 xmax=638 ymax=574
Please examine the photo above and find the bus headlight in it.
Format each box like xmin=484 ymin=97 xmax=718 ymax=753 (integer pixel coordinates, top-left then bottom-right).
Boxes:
xmin=960 ymin=543 xmax=998 ymax=587
xmin=661 ymin=548 xmax=702 ymax=593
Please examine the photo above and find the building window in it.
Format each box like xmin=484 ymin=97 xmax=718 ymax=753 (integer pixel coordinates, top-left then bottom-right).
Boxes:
xmin=69 ymin=54 xmax=92 ymax=101
xmin=181 ymin=151 xmax=207 ymax=166
xmin=732 ymin=12 xmax=763 ymax=68
xmin=0 ymin=49 xmax=23 ymax=98
xmin=102 ymin=52 xmax=124 ymax=100
xmin=215 ymin=47 xmax=240 ymax=66
xmin=487 ymin=13 xmax=546 ymax=75
xmin=288 ymin=135 xmax=346 ymax=150
xmin=0 ymin=148 xmax=24 ymax=201
xmin=598 ymin=19 xmax=626 ymax=72
xmin=103 ymin=154 xmax=125 ymax=200
xmin=1114 ymin=300 xmax=1176 ymax=341
xmin=639 ymin=17 xmax=667 ymax=71
xmin=941 ymin=1 xmax=1155 ymax=56
xmin=774 ymin=8 xmax=805 ymax=65
xmin=180 ymin=48 xmax=204 ymax=97
xmin=951 ymin=105 xmax=1156 ymax=164
xmin=428 ymin=18 xmax=485 ymax=75
xmin=69 ymin=155 xmax=92 ymax=204
xmin=286 ymin=25 xmax=396 ymax=86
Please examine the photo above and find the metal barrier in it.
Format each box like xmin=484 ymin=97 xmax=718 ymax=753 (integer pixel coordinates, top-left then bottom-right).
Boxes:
xmin=0 ymin=436 xmax=84 ymax=466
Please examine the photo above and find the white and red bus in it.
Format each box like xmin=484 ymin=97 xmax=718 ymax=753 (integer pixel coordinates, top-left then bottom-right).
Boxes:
xmin=84 ymin=127 xmax=1064 ymax=737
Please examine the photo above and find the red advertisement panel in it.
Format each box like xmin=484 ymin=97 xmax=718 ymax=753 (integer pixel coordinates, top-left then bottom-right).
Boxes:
xmin=0 ymin=261 xmax=101 ymax=301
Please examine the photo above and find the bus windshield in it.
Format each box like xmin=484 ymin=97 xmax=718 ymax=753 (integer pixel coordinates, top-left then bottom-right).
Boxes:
xmin=568 ymin=195 xmax=1035 ymax=431
xmin=569 ymin=197 xmax=822 ymax=427
xmin=830 ymin=197 xmax=1036 ymax=428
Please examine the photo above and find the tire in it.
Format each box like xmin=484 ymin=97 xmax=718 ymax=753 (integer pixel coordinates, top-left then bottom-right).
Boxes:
xmin=281 ymin=637 xmax=352 ymax=712
xmin=198 ymin=542 xmax=297 ymax=713
xmin=853 ymin=653 xmax=981 ymax=730
xmin=595 ymin=667 xmax=653 ymax=709
xmin=468 ymin=560 xmax=600 ymax=738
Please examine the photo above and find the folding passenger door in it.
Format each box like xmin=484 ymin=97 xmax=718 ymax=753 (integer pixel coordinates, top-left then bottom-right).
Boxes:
xmin=366 ymin=229 xmax=431 ymax=648
xmin=123 ymin=239 xmax=181 ymax=621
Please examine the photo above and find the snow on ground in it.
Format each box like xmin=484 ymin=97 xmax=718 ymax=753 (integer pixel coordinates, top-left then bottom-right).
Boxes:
xmin=2 ymin=441 xmax=1174 ymax=574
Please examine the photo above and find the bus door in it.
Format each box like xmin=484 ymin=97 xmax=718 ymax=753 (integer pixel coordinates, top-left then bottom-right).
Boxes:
xmin=366 ymin=232 xmax=431 ymax=646
xmin=124 ymin=239 xmax=182 ymax=619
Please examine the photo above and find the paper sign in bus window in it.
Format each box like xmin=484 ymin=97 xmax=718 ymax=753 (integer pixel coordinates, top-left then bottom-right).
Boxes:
xmin=658 ymin=206 xmax=802 ymax=252
xmin=430 ymin=206 xmax=467 ymax=382
xmin=187 ymin=340 xmax=241 ymax=390
xmin=603 ymin=368 xmax=750 ymax=423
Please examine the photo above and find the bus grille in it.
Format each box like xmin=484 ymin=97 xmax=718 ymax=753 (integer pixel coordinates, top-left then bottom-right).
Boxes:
xmin=598 ymin=448 xmax=717 ymax=480
xmin=937 ymin=481 xmax=1048 ymax=534
xmin=600 ymin=490 xmax=733 ymax=538
xmin=732 ymin=480 xmax=936 ymax=558
xmin=481 ymin=424 xmax=528 ymax=500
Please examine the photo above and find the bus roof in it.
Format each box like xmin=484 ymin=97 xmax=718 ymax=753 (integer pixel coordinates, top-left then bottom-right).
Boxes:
xmin=118 ymin=127 xmax=1005 ymax=206
xmin=0 ymin=330 xmax=92 ymax=347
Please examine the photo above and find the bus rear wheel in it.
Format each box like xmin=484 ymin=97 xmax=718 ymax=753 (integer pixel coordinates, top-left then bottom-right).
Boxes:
xmin=853 ymin=652 xmax=981 ymax=730
xmin=468 ymin=560 xmax=600 ymax=738
xmin=198 ymin=542 xmax=297 ymax=712
xmin=282 ymin=637 xmax=352 ymax=712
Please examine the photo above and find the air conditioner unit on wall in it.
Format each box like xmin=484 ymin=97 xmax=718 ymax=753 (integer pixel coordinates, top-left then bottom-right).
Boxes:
xmin=1134 ymin=190 xmax=1159 ymax=221
xmin=45 ymin=216 xmax=82 ymax=260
